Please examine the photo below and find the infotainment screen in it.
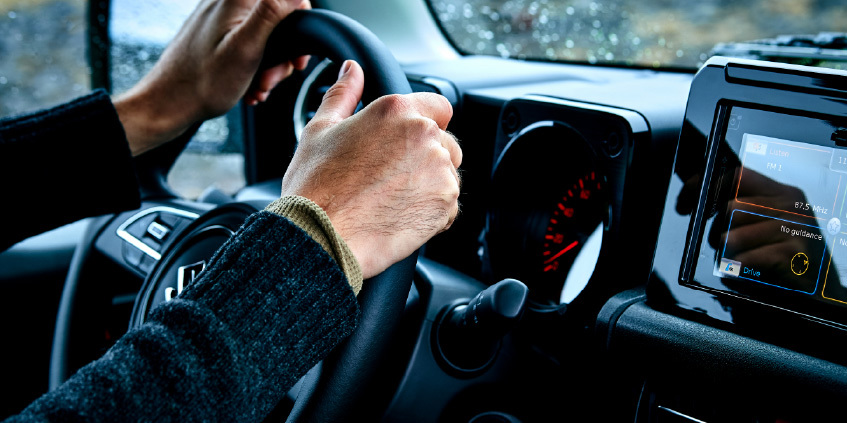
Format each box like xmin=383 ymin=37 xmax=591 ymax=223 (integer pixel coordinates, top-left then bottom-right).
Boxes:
xmin=689 ymin=105 xmax=847 ymax=315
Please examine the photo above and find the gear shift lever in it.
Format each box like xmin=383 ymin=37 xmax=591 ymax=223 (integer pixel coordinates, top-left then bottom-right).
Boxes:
xmin=436 ymin=278 xmax=528 ymax=372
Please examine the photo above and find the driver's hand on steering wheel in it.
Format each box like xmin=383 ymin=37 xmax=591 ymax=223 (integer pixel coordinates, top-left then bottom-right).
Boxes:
xmin=113 ymin=0 xmax=312 ymax=156
xmin=281 ymin=60 xmax=463 ymax=279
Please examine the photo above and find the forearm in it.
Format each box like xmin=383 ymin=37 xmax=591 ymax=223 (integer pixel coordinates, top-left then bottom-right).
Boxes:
xmin=0 ymin=90 xmax=140 ymax=251
xmin=6 ymin=212 xmax=359 ymax=423
xmin=112 ymin=83 xmax=197 ymax=156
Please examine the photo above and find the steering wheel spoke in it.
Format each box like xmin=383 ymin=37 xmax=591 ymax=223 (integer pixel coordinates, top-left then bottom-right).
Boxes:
xmin=50 ymin=200 xmax=212 ymax=386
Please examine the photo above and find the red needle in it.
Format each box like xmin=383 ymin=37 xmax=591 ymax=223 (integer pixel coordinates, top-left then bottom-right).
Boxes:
xmin=544 ymin=240 xmax=579 ymax=264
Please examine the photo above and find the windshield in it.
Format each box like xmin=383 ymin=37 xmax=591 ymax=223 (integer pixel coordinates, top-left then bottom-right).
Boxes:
xmin=430 ymin=0 xmax=846 ymax=70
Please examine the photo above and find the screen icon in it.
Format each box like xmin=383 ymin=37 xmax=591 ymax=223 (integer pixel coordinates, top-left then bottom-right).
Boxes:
xmin=827 ymin=217 xmax=841 ymax=235
xmin=728 ymin=113 xmax=742 ymax=130
xmin=719 ymin=258 xmax=742 ymax=277
xmin=791 ymin=252 xmax=810 ymax=276
xmin=743 ymin=137 xmax=767 ymax=155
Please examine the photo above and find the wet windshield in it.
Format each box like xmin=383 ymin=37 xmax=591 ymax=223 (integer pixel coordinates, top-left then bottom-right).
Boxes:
xmin=430 ymin=0 xmax=846 ymax=69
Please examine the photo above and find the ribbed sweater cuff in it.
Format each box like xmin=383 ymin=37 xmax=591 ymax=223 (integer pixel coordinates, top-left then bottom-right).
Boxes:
xmin=264 ymin=196 xmax=364 ymax=295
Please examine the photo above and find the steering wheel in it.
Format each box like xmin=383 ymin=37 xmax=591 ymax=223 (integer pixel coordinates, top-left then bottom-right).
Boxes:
xmin=51 ymin=9 xmax=417 ymax=422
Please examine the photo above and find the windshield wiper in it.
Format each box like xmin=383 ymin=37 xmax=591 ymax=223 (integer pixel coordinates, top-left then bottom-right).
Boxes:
xmin=711 ymin=32 xmax=847 ymax=65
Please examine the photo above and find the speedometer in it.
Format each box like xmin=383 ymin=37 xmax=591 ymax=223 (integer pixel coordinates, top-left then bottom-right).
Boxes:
xmin=483 ymin=121 xmax=609 ymax=308
xmin=542 ymin=171 xmax=604 ymax=274
xmin=537 ymin=171 xmax=607 ymax=302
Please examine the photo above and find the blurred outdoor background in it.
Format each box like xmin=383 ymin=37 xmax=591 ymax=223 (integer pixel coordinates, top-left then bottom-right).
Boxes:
xmin=0 ymin=0 xmax=88 ymax=117
xmin=432 ymin=0 xmax=846 ymax=68
xmin=0 ymin=0 xmax=244 ymax=200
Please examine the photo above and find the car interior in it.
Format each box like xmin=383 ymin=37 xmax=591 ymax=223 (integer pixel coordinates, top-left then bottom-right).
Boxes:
xmin=1 ymin=0 xmax=846 ymax=422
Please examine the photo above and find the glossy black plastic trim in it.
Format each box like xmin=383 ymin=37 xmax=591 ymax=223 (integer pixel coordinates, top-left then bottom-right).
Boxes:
xmin=651 ymin=57 xmax=847 ymax=341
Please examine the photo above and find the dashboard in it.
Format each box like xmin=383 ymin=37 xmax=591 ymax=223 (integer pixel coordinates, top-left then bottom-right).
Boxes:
xmin=3 ymin=2 xmax=847 ymax=422
xmin=399 ymin=56 xmax=691 ymax=317
xmin=30 ymin=54 xmax=847 ymax=423
xmin=387 ymin=56 xmax=847 ymax=421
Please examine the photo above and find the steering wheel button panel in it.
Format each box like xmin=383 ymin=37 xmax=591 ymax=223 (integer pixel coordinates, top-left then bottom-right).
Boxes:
xmin=123 ymin=242 xmax=144 ymax=267
xmin=146 ymin=221 xmax=170 ymax=241
xmin=117 ymin=207 xmax=200 ymax=262
xmin=125 ymin=213 xmax=155 ymax=240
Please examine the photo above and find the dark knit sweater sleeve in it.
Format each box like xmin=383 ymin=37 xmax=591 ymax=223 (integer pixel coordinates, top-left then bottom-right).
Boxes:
xmin=0 ymin=90 xmax=140 ymax=251
xmin=5 ymin=211 xmax=360 ymax=423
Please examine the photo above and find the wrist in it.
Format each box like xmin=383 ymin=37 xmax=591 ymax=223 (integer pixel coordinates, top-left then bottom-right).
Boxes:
xmin=265 ymin=196 xmax=365 ymax=294
xmin=113 ymin=78 xmax=198 ymax=156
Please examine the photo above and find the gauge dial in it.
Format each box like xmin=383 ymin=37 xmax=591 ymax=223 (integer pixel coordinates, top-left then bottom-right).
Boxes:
xmin=541 ymin=171 xmax=605 ymax=275
xmin=535 ymin=171 xmax=607 ymax=303
xmin=484 ymin=121 xmax=609 ymax=308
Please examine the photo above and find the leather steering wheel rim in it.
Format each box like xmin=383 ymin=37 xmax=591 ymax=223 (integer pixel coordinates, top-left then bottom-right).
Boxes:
xmin=265 ymin=11 xmax=417 ymax=422
xmin=50 ymin=9 xmax=417 ymax=423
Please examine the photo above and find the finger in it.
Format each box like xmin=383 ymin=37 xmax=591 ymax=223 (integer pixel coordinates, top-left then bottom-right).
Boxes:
xmin=240 ymin=0 xmax=310 ymax=43
xmin=254 ymin=91 xmax=270 ymax=103
xmin=450 ymin=163 xmax=462 ymax=193
xmin=244 ymin=90 xmax=262 ymax=106
xmin=440 ymin=131 xmax=463 ymax=169
xmin=311 ymin=60 xmax=365 ymax=124
xmin=444 ymin=180 xmax=461 ymax=232
xmin=407 ymin=92 xmax=453 ymax=130
xmin=250 ymin=62 xmax=294 ymax=99
xmin=294 ymin=55 xmax=311 ymax=70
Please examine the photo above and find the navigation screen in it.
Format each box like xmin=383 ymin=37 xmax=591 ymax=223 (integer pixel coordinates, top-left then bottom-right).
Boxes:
xmin=693 ymin=106 xmax=847 ymax=309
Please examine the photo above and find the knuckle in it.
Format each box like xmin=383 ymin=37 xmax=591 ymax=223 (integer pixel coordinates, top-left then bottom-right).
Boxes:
xmin=431 ymin=143 xmax=452 ymax=162
xmin=447 ymin=186 xmax=460 ymax=203
xmin=303 ymin=118 xmax=331 ymax=136
xmin=403 ymin=117 xmax=440 ymax=146
xmin=375 ymin=94 xmax=411 ymax=116
xmin=416 ymin=92 xmax=453 ymax=124
xmin=415 ymin=117 xmax=441 ymax=137
xmin=254 ymin=0 xmax=284 ymax=23
xmin=448 ymin=135 xmax=463 ymax=165
xmin=437 ymin=168 xmax=460 ymax=199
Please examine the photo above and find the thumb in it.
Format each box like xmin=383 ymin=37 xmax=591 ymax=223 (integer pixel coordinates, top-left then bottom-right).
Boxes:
xmin=311 ymin=60 xmax=365 ymax=124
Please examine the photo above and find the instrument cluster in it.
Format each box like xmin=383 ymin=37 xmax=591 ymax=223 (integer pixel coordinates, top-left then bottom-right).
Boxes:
xmin=480 ymin=95 xmax=659 ymax=314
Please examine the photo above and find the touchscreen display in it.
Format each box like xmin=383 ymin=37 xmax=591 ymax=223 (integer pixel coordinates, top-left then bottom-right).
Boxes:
xmin=692 ymin=106 xmax=847 ymax=310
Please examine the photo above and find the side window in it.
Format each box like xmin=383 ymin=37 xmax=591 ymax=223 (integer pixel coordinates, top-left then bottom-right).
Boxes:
xmin=110 ymin=0 xmax=246 ymax=199
xmin=0 ymin=0 xmax=89 ymax=117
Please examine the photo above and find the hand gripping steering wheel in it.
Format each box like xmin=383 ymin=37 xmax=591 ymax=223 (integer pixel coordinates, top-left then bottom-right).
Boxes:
xmin=50 ymin=9 xmax=417 ymax=423
xmin=264 ymin=10 xmax=417 ymax=422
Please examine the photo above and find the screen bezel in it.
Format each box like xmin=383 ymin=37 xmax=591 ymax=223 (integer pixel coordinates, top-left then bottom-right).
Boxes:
xmin=681 ymin=101 xmax=847 ymax=327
